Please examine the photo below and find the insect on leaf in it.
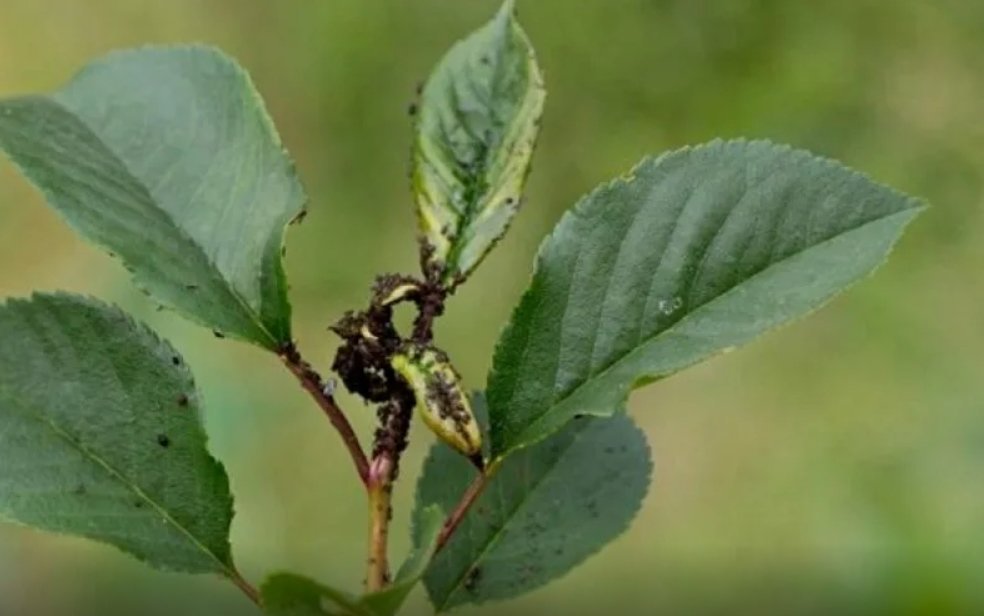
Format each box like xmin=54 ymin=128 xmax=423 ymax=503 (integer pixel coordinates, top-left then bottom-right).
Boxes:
xmin=413 ymin=0 xmax=546 ymax=287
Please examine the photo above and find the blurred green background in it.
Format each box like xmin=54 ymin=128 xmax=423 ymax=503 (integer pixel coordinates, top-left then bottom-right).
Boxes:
xmin=1 ymin=1 xmax=982 ymax=614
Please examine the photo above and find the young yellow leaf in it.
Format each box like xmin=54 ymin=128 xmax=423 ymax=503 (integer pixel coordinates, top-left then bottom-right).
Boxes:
xmin=413 ymin=0 xmax=545 ymax=287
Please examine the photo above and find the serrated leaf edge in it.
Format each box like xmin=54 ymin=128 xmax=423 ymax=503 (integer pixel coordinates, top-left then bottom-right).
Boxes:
xmin=419 ymin=413 xmax=653 ymax=611
xmin=487 ymin=139 xmax=926 ymax=459
xmin=0 ymin=291 xmax=236 ymax=575
xmin=0 ymin=44 xmax=303 ymax=349
xmin=412 ymin=0 xmax=546 ymax=287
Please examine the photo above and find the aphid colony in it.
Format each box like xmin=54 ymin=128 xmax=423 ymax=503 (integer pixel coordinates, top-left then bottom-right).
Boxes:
xmin=330 ymin=275 xmax=483 ymax=468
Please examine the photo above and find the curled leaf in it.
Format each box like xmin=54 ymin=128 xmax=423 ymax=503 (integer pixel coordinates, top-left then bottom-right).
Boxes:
xmin=391 ymin=345 xmax=482 ymax=462
xmin=413 ymin=0 xmax=546 ymax=287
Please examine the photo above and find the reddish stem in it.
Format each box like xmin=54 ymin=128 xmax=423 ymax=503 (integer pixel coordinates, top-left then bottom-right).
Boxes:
xmin=279 ymin=343 xmax=370 ymax=485
xmin=229 ymin=569 xmax=261 ymax=606
xmin=435 ymin=469 xmax=491 ymax=552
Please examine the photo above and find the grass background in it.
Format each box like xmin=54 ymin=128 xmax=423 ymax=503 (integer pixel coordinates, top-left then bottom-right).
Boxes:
xmin=0 ymin=1 xmax=982 ymax=614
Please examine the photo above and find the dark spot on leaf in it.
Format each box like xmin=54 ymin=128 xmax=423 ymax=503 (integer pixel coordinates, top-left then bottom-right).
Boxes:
xmin=157 ymin=434 xmax=171 ymax=448
xmin=292 ymin=209 xmax=308 ymax=225
xmin=134 ymin=500 xmax=144 ymax=509
xmin=408 ymin=102 xmax=418 ymax=116
xmin=177 ymin=394 xmax=189 ymax=408
xmin=185 ymin=284 xmax=198 ymax=290
xmin=464 ymin=566 xmax=482 ymax=594
xmin=171 ymin=356 xmax=181 ymax=366
xmin=213 ymin=330 xmax=225 ymax=339
xmin=480 ymin=55 xmax=490 ymax=65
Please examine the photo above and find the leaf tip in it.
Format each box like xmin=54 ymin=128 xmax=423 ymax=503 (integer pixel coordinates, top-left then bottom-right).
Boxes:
xmin=498 ymin=0 xmax=518 ymax=19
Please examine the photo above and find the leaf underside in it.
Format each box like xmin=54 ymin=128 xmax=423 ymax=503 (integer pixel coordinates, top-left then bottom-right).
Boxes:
xmin=0 ymin=46 xmax=304 ymax=349
xmin=413 ymin=0 xmax=545 ymax=286
xmin=487 ymin=139 xmax=924 ymax=458
xmin=414 ymin=412 xmax=651 ymax=611
xmin=0 ymin=293 xmax=234 ymax=574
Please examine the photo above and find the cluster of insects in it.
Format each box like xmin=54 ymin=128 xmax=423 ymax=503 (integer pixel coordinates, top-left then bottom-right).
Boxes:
xmin=329 ymin=274 xmax=484 ymax=476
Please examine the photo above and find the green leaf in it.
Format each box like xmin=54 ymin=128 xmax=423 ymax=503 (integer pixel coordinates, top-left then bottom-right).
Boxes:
xmin=413 ymin=0 xmax=545 ymax=287
xmin=0 ymin=46 xmax=305 ymax=350
xmin=487 ymin=139 xmax=925 ymax=457
xmin=360 ymin=505 xmax=445 ymax=616
xmin=0 ymin=293 xmax=234 ymax=574
xmin=413 ymin=413 xmax=651 ymax=610
xmin=261 ymin=574 xmax=370 ymax=616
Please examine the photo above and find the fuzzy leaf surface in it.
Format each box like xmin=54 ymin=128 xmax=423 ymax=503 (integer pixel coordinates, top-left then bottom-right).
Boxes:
xmin=0 ymin=293 xmax=234 ymax=573
xmin=0 ymin=46 xmax=304 ymax=349
xmin=487 ymin=139 xmax=924 ymax=457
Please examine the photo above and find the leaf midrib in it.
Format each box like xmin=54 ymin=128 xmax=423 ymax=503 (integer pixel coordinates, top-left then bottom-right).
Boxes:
xmin=0 ymin=389 xmax=233 ymax=574
xmin=439 ymin=15 xmax=534 ymax=281
xmin=8 ymin=95 xmax=280 ymax=347
xmin=436 ymin=423 xmax=589 ymax=609
xmin=496 ymin=206 xmax=919 ymax=457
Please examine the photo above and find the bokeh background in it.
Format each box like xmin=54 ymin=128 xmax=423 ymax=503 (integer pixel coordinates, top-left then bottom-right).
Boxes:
xmin=1 ymin=1 xmax=982 ymax=614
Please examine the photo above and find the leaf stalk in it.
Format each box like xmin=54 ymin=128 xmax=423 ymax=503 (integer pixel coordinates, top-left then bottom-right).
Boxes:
xmin=279 ymin=342 xmax=371 ymax=486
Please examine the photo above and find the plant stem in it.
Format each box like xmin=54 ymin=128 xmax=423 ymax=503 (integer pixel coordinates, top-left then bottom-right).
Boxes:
xmin=411 ymin=281 xmax=447 ymax=345
xmin=435 ymin=464 xmax=495 ymax=552
xmin=366 ymin=456 xmax=394 ymax=592
xmin=279 ymin=343 xmax=371 ymax=485
xmin=229 ymin=569 xmax=261 ymax=607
